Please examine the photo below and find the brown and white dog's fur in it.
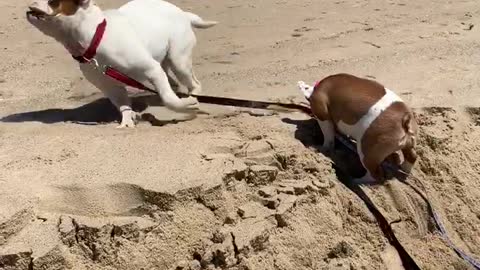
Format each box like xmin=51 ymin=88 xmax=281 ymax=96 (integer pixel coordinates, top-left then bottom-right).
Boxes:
xmin=298 ymin=73 xmax=418 ymax=182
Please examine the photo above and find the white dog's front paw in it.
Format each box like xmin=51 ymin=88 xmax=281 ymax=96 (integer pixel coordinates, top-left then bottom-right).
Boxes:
xmin=117 ymin=109 xmax=138 ymax=129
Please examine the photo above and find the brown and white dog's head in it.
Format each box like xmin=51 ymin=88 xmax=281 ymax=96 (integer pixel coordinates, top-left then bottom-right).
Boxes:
xmin=26 ymin=0 xmax=99 ymax=41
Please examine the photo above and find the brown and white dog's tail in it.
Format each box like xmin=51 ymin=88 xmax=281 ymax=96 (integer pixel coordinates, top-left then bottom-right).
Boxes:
xmin=297 ymin=81 xmax=314 ymax=99
xmin=185 ymin=12 xmax=218 ymax=29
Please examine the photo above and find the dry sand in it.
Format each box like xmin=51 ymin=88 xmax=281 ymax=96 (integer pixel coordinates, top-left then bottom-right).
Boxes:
xmin=1 ymin=0 xmax=480 ymax=269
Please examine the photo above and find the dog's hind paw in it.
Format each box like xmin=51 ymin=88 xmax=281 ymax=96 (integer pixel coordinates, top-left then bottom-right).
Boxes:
xmin=180 ymin=96 xmax=200 ymax=112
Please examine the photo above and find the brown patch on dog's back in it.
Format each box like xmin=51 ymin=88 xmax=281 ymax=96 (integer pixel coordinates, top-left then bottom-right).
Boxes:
xmin=49 ymin=0 xmax=79 ymax=16
xmin=310 ymin=73 xmax=386 ymax=125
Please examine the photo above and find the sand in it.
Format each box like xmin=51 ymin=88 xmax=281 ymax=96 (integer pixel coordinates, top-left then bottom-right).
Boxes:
xmin=0 ymin=0 xmax=479 ymax=269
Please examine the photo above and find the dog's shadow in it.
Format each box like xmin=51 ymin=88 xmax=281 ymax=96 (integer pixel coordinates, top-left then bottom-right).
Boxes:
xmin=0 ymin=94 xmax=190 ymax=127
xmin=281 ymin=117 xmax=403 ymax=185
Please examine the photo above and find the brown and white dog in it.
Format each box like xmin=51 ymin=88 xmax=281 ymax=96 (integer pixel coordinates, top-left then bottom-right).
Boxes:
xmin=297 ymin=73 xmax=418 ymax=182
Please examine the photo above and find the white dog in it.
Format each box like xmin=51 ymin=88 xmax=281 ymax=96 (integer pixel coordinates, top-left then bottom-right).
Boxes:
xmin=26 ymin=0 xmax=217 ymax=128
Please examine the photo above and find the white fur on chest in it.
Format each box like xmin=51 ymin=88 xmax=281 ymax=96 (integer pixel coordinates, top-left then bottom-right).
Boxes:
xmin=336 ymin=88 xmax=403 ymax=141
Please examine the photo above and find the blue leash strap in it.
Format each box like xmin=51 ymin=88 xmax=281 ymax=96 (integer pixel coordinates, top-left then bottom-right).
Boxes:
xmin=335 ymin=133 xmax=480 ymax=270
xmin=400 ymin=175 xmax=480 ymax=270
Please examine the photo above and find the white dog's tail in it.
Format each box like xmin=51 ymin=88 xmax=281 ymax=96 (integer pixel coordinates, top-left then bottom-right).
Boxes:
xmin=185 ymin=12 xmax=218 ymax=29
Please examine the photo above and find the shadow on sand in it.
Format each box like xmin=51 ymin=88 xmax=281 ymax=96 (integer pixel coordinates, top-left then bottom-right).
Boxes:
xmin=0 ymin=95 xmax=192 ymax=127
xmin=281 ymin=117 xmax=388 ymax=184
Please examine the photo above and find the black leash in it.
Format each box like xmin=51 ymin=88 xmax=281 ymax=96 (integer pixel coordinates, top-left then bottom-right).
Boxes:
xmin=332 ymin=134 xmax=422 ymax=269
xmin=344 ymin=183 xmax=421 ymax=269
xmin=182 ymin=93 xmax=313 ymax=115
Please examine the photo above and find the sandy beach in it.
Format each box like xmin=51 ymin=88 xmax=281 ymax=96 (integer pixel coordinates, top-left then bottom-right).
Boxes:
xmin=0 ymin=0 xmax=479 ymax=269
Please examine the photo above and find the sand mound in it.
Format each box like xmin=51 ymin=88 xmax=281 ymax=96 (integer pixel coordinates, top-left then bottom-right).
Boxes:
xmin=1 ymin=107 xmax=479 ymax=270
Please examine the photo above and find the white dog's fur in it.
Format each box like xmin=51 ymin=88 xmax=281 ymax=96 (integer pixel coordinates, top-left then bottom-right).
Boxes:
xmin=26 ymin=0 xmax=217 ymax=128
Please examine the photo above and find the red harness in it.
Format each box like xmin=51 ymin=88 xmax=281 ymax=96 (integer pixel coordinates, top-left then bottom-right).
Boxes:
xmin=72 ymin=19 xmax=157 ymax=94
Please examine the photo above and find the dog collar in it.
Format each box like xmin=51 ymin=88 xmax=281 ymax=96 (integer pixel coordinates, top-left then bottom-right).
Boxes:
xmin=72 ymin=19 xmax=107 ymax=63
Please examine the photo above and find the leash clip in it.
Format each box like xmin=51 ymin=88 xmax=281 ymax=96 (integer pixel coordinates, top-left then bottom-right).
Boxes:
xmin=90 ymin=58 xmax=100 ymax=70
xmin=89 ymin=58 xmax=107 ymax=73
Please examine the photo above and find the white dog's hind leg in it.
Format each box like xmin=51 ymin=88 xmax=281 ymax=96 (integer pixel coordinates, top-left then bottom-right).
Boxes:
xmin=146 ymin=64 xmax=199 ymax=112
xmin=161 ymin=59 xmax=180 ymax=92
xmin=168 ymin=31 xmax=202 ymax=95
xmin=169 ymin=51 xmax=202 ymax=95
